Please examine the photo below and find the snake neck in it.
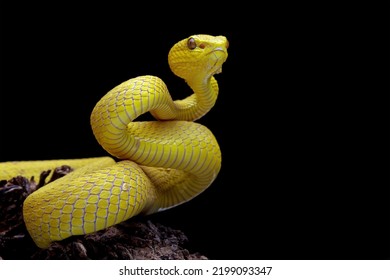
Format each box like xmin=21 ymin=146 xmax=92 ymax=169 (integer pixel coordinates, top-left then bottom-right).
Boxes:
xmin=169 ymin=76 xmax=219 ymax=121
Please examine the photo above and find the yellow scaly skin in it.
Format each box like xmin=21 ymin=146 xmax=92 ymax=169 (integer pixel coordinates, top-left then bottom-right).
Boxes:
xmin=0 ymin=34 xmax=228 ymax=248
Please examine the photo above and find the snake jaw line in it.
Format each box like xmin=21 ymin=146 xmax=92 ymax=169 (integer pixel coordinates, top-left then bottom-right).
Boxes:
xmin=1 ymin=34 xmax=228 ymax=249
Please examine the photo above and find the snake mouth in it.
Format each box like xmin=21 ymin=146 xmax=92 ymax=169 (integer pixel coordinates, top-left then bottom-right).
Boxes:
xmin=213 ymin=66 xmax=223 ymax=75
xmin=207 ymin=47 xmax=226 ymax=56
xmin=211 ymin=62 xmax=223 ymax=75
xmin=208 ymin=48 xmax=226 ymax=75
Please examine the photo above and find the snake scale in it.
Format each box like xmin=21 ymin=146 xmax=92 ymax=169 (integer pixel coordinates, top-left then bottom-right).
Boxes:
xmin=0 ymin=34 xmax=228 ymax=248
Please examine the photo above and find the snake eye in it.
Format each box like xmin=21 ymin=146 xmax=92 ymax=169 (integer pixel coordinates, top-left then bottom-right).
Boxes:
xmin=226 ymin=39 xmax=229 ymax=49
xmin=187 ymin=37 xmax=197 ymax=50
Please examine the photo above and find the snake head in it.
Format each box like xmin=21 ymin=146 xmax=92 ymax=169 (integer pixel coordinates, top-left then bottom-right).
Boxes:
xmin=168 ymin=34 xmax=229 ymax=81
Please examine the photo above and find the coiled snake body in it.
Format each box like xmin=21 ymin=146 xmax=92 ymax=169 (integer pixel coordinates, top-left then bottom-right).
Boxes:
xmin=0 ymin=34 xmax=228 ymax=248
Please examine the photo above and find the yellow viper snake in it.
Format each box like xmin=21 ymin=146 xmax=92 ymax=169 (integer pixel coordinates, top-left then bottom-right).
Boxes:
xmin=0 ymin=34 xmax=228 ymax=248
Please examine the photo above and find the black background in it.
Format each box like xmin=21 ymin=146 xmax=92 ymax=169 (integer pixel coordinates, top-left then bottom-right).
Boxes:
xmin=1 ymin=4 xmax=389 ymax=260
